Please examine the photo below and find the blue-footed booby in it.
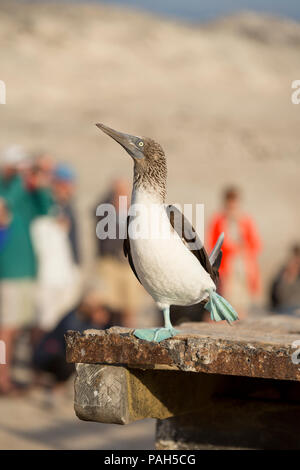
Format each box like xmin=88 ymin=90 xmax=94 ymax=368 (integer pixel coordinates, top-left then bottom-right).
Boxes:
xmin=96 ymin=123 xmax=238 ymax=342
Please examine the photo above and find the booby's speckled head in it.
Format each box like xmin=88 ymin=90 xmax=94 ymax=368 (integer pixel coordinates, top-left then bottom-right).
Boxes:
xmin=96 ymin=123 xmax=167 ymax=200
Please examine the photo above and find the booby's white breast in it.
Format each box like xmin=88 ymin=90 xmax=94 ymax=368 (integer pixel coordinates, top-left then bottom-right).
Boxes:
xmin=128 ymin=189 xmax=215 ymax=308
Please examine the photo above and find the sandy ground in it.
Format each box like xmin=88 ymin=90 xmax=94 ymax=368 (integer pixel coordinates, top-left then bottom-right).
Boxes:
xmin=0 ymin=388 xmax=155 ymax=450
xmin=0 ymin=332 xmax=155 ymax=450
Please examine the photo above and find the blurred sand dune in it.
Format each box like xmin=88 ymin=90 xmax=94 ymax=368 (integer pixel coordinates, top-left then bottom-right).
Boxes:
xmin=0 ymin=1 xmax=299 ymax=297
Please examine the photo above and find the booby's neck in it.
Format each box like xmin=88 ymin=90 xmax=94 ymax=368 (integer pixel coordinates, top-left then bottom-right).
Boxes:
xmin=133 ymin=159 xmax=167 ymax=203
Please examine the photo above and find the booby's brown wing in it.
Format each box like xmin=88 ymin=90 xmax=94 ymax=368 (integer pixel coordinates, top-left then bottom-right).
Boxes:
xmin=123 ymin=216 xmax=141 ymax=284
xmin=166 ymin=204 xmax=219 ymax=285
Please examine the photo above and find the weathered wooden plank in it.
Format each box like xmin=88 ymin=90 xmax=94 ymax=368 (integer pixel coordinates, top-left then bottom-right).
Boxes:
xmin=66 ymin=316 xmax=300 ymax=381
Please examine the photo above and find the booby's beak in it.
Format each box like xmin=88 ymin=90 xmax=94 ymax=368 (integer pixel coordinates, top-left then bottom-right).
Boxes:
xmin=96 ymin=123 xmax=144 ymax=160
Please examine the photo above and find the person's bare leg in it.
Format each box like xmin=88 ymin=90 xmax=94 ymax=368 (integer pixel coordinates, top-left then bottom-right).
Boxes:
xmin=0 ymin=328 xmax=17 ymax=393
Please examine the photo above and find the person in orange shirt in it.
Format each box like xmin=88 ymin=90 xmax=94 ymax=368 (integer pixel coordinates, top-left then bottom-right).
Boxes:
xmin=207 ymin=187 xmax=262 ymax=318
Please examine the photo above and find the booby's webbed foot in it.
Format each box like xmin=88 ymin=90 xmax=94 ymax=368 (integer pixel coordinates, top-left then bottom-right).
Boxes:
xmin=133 ymin=327 xmax=179 ymax=343
xmin=205 ymin=290 xmax=238 ymax=324
xmin=153 ymin=327 xmax=179 ymax=342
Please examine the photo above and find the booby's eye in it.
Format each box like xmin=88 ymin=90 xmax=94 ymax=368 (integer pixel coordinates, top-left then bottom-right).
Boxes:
xmin=138 ymin=141 xmax=144 ymax=147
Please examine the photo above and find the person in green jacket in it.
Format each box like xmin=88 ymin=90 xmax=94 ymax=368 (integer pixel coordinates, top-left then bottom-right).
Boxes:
xmin=0 ymin=146 xmax=53 ymax=394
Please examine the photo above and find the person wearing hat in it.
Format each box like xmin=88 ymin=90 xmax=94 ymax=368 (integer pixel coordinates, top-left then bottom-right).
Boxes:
xmin=0 ymin=146 xmax=53 ymax=395
xmin=52 ymin=163 xmax=80 ymax=266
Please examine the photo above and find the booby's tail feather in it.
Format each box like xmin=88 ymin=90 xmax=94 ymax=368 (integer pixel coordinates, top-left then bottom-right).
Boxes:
xmin=209 ymin=232 xmax=224 ymax=269
xmin=205 ymin=290 xmax=238 ymax=324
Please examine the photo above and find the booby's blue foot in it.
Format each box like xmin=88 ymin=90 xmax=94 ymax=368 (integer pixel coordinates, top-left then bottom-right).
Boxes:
xmin=133 ymin=327 xmax=179 ymax=343
xmin=134 ymin=306 xmax=179 ymax=342
xmin=154 ymin=327 xmax=179 ymax=342
xmin=205 ymin=290 xmax=238 ymax=324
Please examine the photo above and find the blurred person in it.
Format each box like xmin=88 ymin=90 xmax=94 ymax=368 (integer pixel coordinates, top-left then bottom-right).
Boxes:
xmin=33 ymin=151 xmax=56 ymax=176
xmin=52 ymin=164 xmax=80 ymax=265
xmin=207 ymin=186 xmax=262 ymax=318
xmin=24 ymin=153 xmax=55 ymax=193
xmin=32 ymin=286 xmax=114 ymax=392
xmin=270 ymin=244 xmax=300 ymax=314
xmin=32 ymin=163 xmax=81 ymax=335
xmin=0 ymin=198 xmax=11 ymax=250
xmin=0 ymin=145 xmax=53 ymax=395
xmin=95 ymin=179 xmax=143 ymax=327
